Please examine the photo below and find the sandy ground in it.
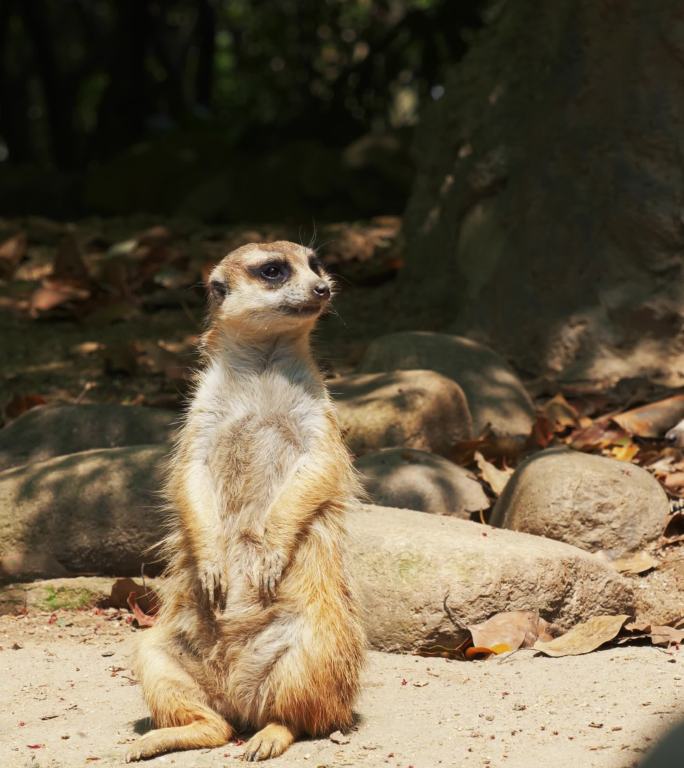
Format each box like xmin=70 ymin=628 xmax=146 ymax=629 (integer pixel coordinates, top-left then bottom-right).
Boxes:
xmin=0 ymin=611 xmax=681 ymax=768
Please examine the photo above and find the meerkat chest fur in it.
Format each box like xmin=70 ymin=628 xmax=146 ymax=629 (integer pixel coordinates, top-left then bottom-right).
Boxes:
xmin=185 ymin=348 xmax=330 ymax=534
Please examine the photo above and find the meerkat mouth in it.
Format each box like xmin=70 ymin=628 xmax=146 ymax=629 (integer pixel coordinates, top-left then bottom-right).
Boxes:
xmin=279 ymin=303 xmax=323 ymax=316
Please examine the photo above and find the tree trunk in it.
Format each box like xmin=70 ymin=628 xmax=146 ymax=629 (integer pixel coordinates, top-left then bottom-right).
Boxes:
xmin=402 ymin=1 xmax=684 ymax=385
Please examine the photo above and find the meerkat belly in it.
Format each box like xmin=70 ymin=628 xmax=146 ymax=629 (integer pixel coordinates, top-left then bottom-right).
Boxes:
xmin=208 ymin=409 xmax=306 ymax=522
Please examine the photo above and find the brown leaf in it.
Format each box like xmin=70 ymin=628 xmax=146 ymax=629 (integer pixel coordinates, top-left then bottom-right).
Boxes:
xmin=611 ymin=552 xmax=659 ymax=575
xmin=128 ymin=591 xmax=157 ymax=627
xmin=570 ymin=420 xmax=630 ymax=451
xmin=467 ymin=611 xmax=554 ymax=654
xmin=4 ymin=394 xmax=46 ymax=421
xmin=648 ymin=625 xmax=684 ymax=647
xmin=613 ymin=395 xmax=684 ymax=438
xmin=533 ymin=615 xmax=629 ymax=657
xmin=0 ymin=232 xmax=27 ymax=280
xmin=474 ymin=451 xmax=513 ymax=496
xmin=108 ymin=578 xmax=159 ymax=616
xmin=29 ymin=278 xmax=91 ymax=318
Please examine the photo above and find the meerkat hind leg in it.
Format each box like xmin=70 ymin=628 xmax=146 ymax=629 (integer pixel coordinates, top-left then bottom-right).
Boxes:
xmin=242 ymin=723 xmax=296 ymax=762
xmin=126 ymin=630 xmax=232 ymax=762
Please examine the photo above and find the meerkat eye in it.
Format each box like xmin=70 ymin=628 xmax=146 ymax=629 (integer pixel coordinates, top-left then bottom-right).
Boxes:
xmin=259 ymin=262 xmax=289 ymax=282
xmin=209 ymin=280 xmax=227 ymax=300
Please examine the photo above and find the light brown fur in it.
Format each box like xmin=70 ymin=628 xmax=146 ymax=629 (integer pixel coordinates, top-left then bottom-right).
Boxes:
xmin=126 ymin=241 xmax=365 ymax=763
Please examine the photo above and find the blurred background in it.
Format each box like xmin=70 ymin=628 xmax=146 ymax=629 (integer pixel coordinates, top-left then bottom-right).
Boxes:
xmin=0 ymin=0 xmax=481 ymax=221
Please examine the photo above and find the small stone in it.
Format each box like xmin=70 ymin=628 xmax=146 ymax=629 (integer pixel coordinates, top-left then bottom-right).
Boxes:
xmin=329 ymin=730 xmax=351 ymax=745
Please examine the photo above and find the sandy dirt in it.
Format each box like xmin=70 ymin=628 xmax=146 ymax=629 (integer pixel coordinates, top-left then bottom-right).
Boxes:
xmin=0 ymin=610 xmax=681 ymax=768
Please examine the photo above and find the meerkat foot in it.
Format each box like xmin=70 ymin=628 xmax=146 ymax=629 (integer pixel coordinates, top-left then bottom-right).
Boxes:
xmin=242 ymin=723 xmax=295 ymax=762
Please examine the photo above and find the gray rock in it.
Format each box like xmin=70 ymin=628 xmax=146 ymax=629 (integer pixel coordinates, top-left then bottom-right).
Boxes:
xmin=349 ymin=504 xmax=634 ymax=653
xmin=359 ymin=332 xmax=535 ymax=439
xmin=490 ymin=447 xmax=670 ymax=556
xmin=355 ymin=448 xmax=488 ymax=518
xmin=331 ymin=370 xmax=472 ymax=457
xmin=0 ymin=404 xmax=176 ymax=471
xmin=0 ymin=445 xmax=168 ymax=578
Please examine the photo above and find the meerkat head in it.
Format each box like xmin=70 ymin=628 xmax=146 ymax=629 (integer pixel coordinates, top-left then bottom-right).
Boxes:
xmin=206 ymin=241 xmax=333 ymax=339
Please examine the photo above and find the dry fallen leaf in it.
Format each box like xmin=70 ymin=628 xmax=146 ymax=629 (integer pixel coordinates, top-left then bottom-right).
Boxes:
xmin=611 ymin=552 xmax=659 ymax=575
xmin=613 ymin=395 xmax=684 ymax=438
xmin=609 ymin=438 xmax=640 ymax=462
xmin=29 ymin=279 xmax=91 ymax=318
xmin=108 ymin=577 xmax=159 ymax=617
xmin=474 ymin=451 xmax=513 ymax=496
xmin=467 ymin=611 xmax=554 ymax=655
xmin=569 ymin=420 xmax=630 ymax=452
xmin=648 ymin=625 xmax=684 ymax=646
xmin=533 ymin=615 xmax=629 ymax=657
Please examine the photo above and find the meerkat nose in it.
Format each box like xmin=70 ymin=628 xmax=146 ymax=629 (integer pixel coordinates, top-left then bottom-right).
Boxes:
xmin=312 ymin=282 xmax=330 ymax=299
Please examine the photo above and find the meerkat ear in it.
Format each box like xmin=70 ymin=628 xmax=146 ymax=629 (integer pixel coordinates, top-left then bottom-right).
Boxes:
xmin=209 ymin=279 xmax=228 ymax=303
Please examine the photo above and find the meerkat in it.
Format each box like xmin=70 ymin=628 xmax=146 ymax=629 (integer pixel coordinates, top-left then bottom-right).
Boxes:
xmin=126 ymin=241 xmax=365 ymax=763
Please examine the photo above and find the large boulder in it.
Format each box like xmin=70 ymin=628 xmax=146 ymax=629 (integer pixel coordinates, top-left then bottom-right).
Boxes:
xmin=331 ymin=369 xmax=472 ymax=457
xmin=349 ymin=505 xmax=634 ymax=653
xmin=358 ymin=332 xmax=534 ymax=439
xmin=0 ymin=445 xmax=168 ymax=579
xmin=490 ymin=447 xmax=670 ymax=556
xmin=0 ymin=404 xmax=176 ymax=471
xmin=355 ymin=448 xmax=488 ymax=518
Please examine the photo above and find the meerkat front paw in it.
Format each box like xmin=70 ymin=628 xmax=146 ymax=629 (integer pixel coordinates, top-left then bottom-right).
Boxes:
xmin=258 ymin=547 xmax=287 ymax=604
xmin=198 ymin=560 xmax=228 ymax=610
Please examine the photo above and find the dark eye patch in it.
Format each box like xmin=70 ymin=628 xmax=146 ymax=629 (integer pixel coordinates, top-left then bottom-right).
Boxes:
xmin=209 ymin=279 xmax=228 ymax=301
xmin=250 ymin=259 xmax=291 ymax=285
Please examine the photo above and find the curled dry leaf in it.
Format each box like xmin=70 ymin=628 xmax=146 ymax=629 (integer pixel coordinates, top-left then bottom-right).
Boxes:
xmin=467 ymin=610 xmax=554 ymax=656
xmin=569 ymin=420 xmax=629 ymax=452
xmin=611 ymin=552 xmax=659 ymax=575
xmin=474 ymin=451 xmax=513 ymax=496
xmin=29 ymin=279 xmax=91 ymax=318
xmin=108 ymin=577 xmax=159 ymax=617
xmin=128 ymin=592 xmax=158 ymax=628
xmin=533 ymin=615 xmax=629 ymax=657
xmin=613 ymin=395 xmax=684 ymax=438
